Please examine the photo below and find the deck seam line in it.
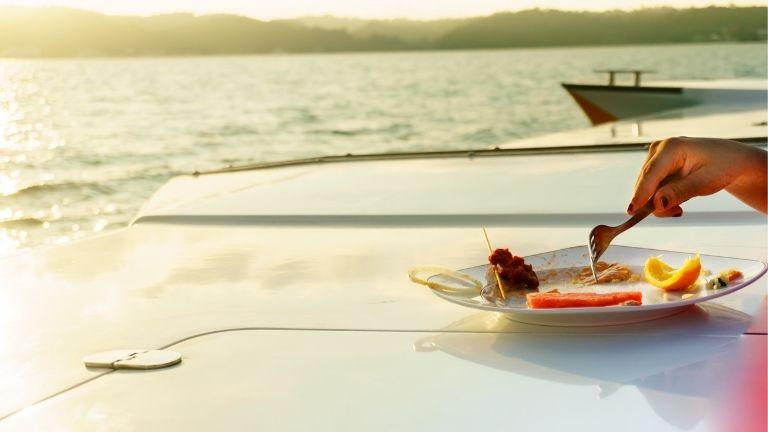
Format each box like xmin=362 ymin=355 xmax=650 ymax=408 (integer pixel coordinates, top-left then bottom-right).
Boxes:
xmin=1 ymin=327 xmax=757 ymax=423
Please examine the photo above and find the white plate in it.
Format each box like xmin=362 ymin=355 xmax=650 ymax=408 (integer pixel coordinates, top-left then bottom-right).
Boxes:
xmin=429 ymin=245 xmax=767 ymax=326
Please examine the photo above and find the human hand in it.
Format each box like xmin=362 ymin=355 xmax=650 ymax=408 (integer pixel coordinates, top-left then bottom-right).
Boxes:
xmin=628 ymin=137 xmax=768 ymax=217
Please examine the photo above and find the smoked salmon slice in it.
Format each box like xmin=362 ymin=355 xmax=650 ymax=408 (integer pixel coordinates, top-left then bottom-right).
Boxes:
xmin=526 ymin=291 xmax=642 ymax=309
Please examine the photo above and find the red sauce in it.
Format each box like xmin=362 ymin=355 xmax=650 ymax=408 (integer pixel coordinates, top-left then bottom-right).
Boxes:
xmin=488 ymin=248 xmax=539 ymax=290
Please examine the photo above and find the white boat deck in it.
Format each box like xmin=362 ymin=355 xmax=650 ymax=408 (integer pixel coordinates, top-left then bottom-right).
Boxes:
xmin=136 ymin=149 xmax=763 ymax=222
xmin=649 ymin=79 xmax=767 ymax=90
xmin=1 ymin=142 xmax=765 ymax=430
xmin=500 ymin=105 xmax=766 ymax=149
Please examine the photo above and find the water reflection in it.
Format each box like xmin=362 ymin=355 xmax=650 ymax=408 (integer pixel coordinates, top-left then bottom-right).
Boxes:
xmin=415 ymin=304 xmax=752 ymax=430
xmin=1 ymin=46 xmax=767 ymax=255
xmin=0 ymin=61 xmax=128 ymax=256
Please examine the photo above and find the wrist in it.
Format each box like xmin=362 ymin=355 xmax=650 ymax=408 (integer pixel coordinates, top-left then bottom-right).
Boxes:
xmin=726 ymin=145 xmax=767 ymax=213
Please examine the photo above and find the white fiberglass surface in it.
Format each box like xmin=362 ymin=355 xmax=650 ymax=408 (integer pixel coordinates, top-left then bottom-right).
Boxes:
xmin=0 ymin=222 xmax=765 ymax=419
xmin=1 ymin=329 xmax=763 ymax=431
xmin=501 ymin=108 xmax=766 ymax=149
xmin=649 ymin=79 xmax=767 ymax=90
xmin=136 ymin=150 xmax=758 ymax=220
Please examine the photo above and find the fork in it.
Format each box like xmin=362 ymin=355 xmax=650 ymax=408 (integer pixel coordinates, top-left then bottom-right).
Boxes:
xmin=588 ymin=200 xmax=656 ymax=283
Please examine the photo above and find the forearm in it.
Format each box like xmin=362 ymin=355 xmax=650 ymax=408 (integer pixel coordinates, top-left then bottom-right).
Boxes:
xmin=725 ymin=146 xmax=767 ymax=213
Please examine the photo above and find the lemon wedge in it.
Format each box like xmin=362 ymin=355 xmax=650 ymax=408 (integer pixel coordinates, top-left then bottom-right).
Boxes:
xmin=644 ymin=254 xmax=701 ymax=291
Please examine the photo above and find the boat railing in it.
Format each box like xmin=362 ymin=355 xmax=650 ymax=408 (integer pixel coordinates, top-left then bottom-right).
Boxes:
xmin=593 ymin=69 xmax=656 ymax=86
xmin=192 ymin=137 xmax=766 ymax=176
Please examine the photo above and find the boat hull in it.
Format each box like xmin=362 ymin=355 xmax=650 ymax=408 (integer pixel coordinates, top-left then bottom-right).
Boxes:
xmin=563 ymin=81 xmax=767 ymax=125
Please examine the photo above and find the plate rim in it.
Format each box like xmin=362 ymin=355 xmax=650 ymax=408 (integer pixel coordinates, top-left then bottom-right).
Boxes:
xmin=430 ymin=244 xmax=768 ymax=315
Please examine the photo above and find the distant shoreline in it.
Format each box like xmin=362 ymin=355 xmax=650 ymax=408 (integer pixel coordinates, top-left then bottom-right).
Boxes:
xmin=2 ymin=41 xmax=765 ymax=61
xmin=1 ymin=6 xmax=765 ymax=59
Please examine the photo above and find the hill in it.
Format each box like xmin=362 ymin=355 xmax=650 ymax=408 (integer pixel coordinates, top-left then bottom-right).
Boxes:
xmin=289 ymin=16 xmax=465 ymax=46
xmin=0 ymin=7 xmax=407 ymax=56
xmin=0 ymin=6 xmax=764 ymax=57
xmin=436 ymin=7 xmax=768 ymax=48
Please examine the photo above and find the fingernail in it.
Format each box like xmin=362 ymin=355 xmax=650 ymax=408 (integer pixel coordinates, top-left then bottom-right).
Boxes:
xmin=627 ymin=203 xmax=634 ymax=214
xmin=661 ymin=196 xmax=669 ymax=209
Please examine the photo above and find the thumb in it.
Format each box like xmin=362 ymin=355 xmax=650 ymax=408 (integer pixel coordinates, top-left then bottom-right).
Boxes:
xmin=652 ymin=170 xmax=718 ymax=211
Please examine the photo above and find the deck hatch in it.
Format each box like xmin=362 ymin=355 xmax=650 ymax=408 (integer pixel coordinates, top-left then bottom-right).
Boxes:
xmin=83 ymin=349 xmax=181 ymax=370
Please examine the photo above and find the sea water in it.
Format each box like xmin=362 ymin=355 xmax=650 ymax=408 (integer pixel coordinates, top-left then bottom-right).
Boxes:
xmin=0 ymin=43 xmax=765 ymax=254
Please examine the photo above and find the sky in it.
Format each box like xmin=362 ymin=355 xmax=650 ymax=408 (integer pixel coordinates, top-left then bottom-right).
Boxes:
xmin=0 ymin=0 xmax=762 ymax=19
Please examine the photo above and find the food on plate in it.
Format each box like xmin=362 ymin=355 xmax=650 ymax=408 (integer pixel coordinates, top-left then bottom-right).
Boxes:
xmin=480 ymin=248 xmax=539 ymax=304
xmin=644 ymin=254 xmax=701 ymax=291
xmin=526 ymin=291 xmax=643 ymax=309
xmin=408 ymin=266 xmax=482 ymax=294
xmin=573 ymin=261 xmax=640 ymax=285
xmin=706 ymin=268 xmax=743 ymax=290
xmin=488 ymin=248 xmax=539 ymax=290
